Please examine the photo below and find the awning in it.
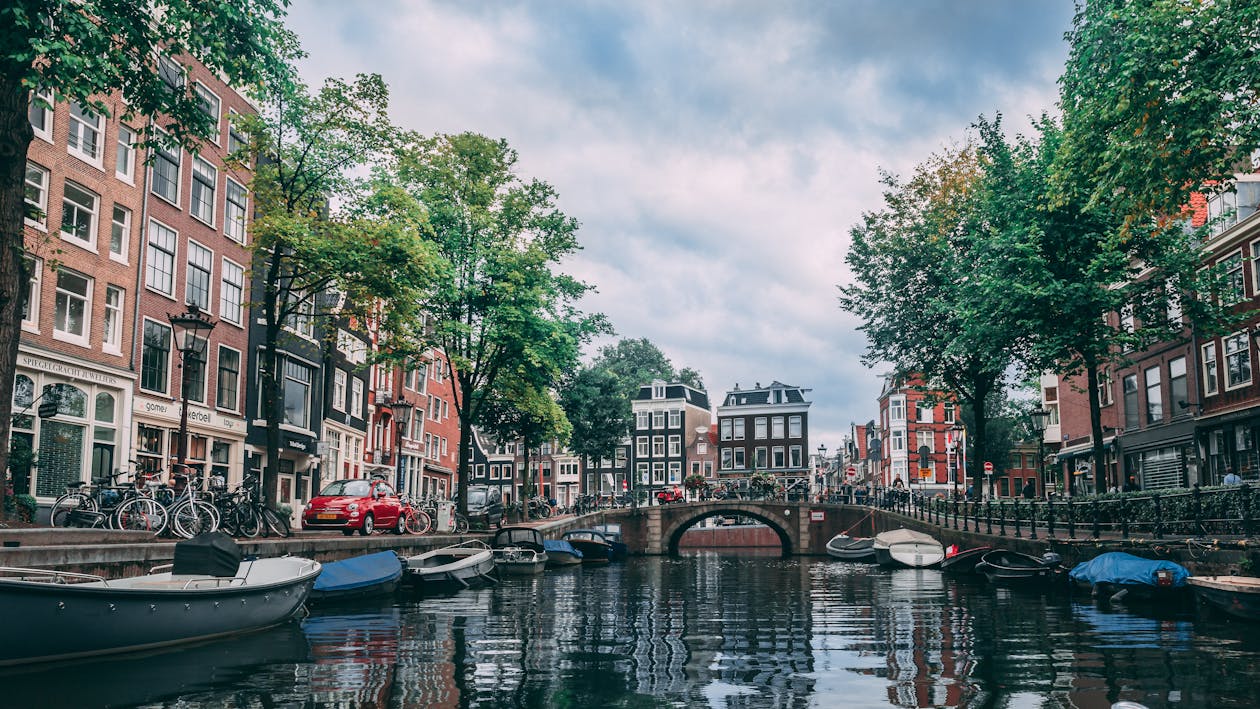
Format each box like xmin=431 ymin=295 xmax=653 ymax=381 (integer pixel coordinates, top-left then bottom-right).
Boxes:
xmin=1052 ymin=437 xmax=1115 ymax=464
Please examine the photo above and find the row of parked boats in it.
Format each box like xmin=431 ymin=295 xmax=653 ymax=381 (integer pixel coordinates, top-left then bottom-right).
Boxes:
xmin=825 ymin=528 xmax=1260 ymax=622
xmin=0 ymin=524 xmax=629 ymax=667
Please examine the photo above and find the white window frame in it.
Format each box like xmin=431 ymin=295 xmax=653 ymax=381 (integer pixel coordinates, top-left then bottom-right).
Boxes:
xmin=916 ymin=430 xmax=935 ymax=454
xmin=652 ymin=410 xmax=665 ymax=429
xmin=1224 ymin=331 xmax=1252 ymax=390
xmin=636 ymin=436 xmax=649 ymax=457
xmin=193 ymin=82 xmax=222 ymax=144
xmin=67 ymin=102 xmax=103 ymax=165
xmin=29 ymin=88 xmax=53 ymax=142
xmin=145 ymin=219 xmax=178 ymax=298
xmin=227 ymin=109 xmax=249 ymax=158
xmin=652 ymin=436 xmax=664 ymax=457
xmin=190 ymin=156 xmax=217 ymax=226
xmin=733 ymin=418 xmax=745 ymax=440
xmin=115 ymin=125 xmax=136 ymax=182
xmin=891 ymin=429 xmax=906 ymax=452
xmin=636 ymin=411 xmax=650 ymax=430
xmin=224 ymin=178 xmax=248 ymax=243
xmin=21 ymin=255 xmax=41 ymax=333
xmin=720 ymin=419 xmax=732 ymax=441
xmin=109 ymin=204 xmax=130 ymax=263
xmin=1223 ymin=252 xmax=1246 ymax=305
xmin=772 ymin=446 xmax=785 ymax=468
xmin=351 ymin=378 xmax=364 ymax=418
xmin=24 ymin=162 xmax=48 ymax=229
xmin=140 ymin=318 xmax=173 ymax=394
xmin=60 ymin=180 xmax=99 ymax=251
xmin=53 ymin=268 xmax=92 ymax=347
xmin=771 ymin=416 xmax=785 ymax=439
xmin=668 ymin=409 xmax=681 ymax=428
xmin=889 ymin=396 xmax=906 ymax=422
xmin=789 ymin=415 xmax=802 ymax=437
xmin=1203 ymin=342 xmax=1219 ymax=396
xmin=754 ymin=417 xmax=767 ymax=439
xmin=219 ymin=257 xmax=244 ymax=325
xmin=151 ymin=136 xmax=181 ymax=206
xmin=102 ymin=284 xmax=123 ymax=355
xmin=185 ymin=240 xmax=213 ymax=311
xmin=668 ymin=435 xmax=681 ymax=456
xmin=789 ymin=446 xmax=802 ymax=468
xmin=332 ymin=369 xmax=347 ymax=412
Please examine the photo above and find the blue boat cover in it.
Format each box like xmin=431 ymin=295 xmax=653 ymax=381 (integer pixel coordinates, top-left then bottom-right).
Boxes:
xmin=543 ymin=539 xmax=583 ymax=558
xmin=1068 ymin=552 xmax=1190 ymax=588
xmin=313 ymin=551 xmax=403 ymax=592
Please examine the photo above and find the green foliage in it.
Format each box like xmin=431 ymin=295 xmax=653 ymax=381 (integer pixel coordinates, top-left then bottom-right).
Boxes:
xmin=683 ymin=473 xmax=707 ymax=491
xmin=559 ymin=367 xmax=630 ymax=464
xmin=3 ymin=493 xmax=37 ymax=522
xmin=592 ymin=338 xmax=699 ymax=401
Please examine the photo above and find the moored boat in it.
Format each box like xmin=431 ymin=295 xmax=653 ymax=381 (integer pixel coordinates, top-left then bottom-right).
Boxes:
xmin=825 ymin=534 xmax=876 ymax=562
xmin=491 ymin=526 xmax=549 ymax=575
xmin=563 ymin=529 xmax=613 ymax=563
xmin=543 ymin=539 xmax=584 ymax=567
xmin=403 ymin=540 xmax=497 ymax=591
xmin=0 ymin=532 xmax=320 ymax=666
xmin=1188 ymin=575 xmax=1260 ymax=621
xmin=591 ymin=523 xmax=630 ymax=561
xmin=940 ymin=545 xmax=992 ymax=574
xmin=872 ymin=529 xmax=944 ymax=568
xmin=1068 ymin=552 xmax=1190 ymax=604
xmin=309 ymin=551 xmax=404 ymax=604
xmin=974 ymin=549 xmax=1061 ymax=585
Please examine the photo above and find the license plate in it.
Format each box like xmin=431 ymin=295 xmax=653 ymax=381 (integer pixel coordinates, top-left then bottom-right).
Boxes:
xmin=316 ymin=513 xmax=338 ymax=520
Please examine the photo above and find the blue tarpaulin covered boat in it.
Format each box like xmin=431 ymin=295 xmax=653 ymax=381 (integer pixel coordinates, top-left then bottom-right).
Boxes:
xmin=543 ymin=539 xmax=583 ymax=567
xmin=310 ymin=551 xmax=403 ymax=603
xmin=1069 ymin=552 xmax=1190 ymax=603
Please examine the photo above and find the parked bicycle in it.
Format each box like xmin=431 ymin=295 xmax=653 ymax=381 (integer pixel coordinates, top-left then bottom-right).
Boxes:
xmin=397 ymin=493 xmax=432 ymax=535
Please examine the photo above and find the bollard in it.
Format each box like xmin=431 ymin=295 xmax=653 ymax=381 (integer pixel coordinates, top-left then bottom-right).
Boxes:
xmin=986 ymin=500 xmax=993 ymax=535
xmin=999 ymin=500 xmax=1007 ymax=536
xmin=1067 ymin=498 xmax=1076 ymax=539
xmin=1242 ymin=483 xmax=1253 ymax=538
xmin=1091 ymin=499 xmax=1101 ymax=540
xmin=1029 ymin=500 xmax=1038 ymax=540
xmin=1047 ymin=499 xmax=1056 ymax=538
xmin=1193 ymin=484 xmax=1203 ymax=536
xmin=952 ymin=499 xmax=958 ymax=530
xmin=1153 ymin=492 xmax=1163 ymax=539
xmin=1014 ymin=499 xmax=1022 ymax=538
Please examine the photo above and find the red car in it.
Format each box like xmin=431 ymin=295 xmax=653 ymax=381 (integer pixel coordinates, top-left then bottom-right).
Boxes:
xmin=303 ymin=478 xmax=404 ymax=536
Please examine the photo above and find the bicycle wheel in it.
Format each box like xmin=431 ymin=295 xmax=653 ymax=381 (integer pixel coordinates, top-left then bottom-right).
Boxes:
xmin=233 ymin=505 xmax=262 ymax=538
xmin=50 ymin=493 xmax=96 ymax=527
xmin=171 ymin=500 xmax=219 ymax=538
xmin=405 ymin=508 xmax=432 ymax=535
xmin=454 ymin=514 xmax=469 ymax=534
xmin=260 ymin=506 xmax=291 ymax=538
xmin=113 ymin=498 xmax=168 ymax=535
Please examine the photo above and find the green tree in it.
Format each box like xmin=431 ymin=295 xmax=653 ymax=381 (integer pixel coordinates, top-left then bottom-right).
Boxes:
xmin=559 ymin=366 xmax=631 ymax=473
xmin=239 ymin=74 xmax=438 ymax=502
xmin=392 ymin=132 xmax=606 ymax=518
xmin=480 ymin=377 xmax=571 ymax=519
xmin=0 ymin=0 xmax=296 ymax=515
xmin=1057 ymin=0 xmax=1260 ymax=219
xmin=591 ymin=338 xmax=680 ymax=401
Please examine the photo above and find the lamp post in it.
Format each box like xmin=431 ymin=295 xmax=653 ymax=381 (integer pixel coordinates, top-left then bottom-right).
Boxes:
xmin=1029 ymin=408 xmax=1050 ymax=498
xmin=390 ymin=398 xmax=414 ymax=493
xmin=817 ymin=443 xmax=827 ymax=499
xmin=949 ymin=420 xmax=964 ymax=500
xmin=168 ymin=305 xmax=216 ymax=474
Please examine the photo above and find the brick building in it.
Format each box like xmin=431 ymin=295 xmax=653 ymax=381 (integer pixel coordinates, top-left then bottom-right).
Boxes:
xmin=715 ymin=381 xmax=810 ymax=488
xmin=631 ymin=380 xmax=712 ymax=501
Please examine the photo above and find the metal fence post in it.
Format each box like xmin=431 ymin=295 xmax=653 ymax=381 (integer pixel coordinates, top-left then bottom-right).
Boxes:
xmin=1120 ymin=497 xmax=1129 ymax=540
xmin=951 ymin=499 xmax=958 ymax=530
xmin=1091 ymin=499 xmax=1101 ymax=540
xmin=986 ymin=500 xmax=993 ymax=535
xmin=1193 ymin=483 xmax=1203 ymax=536
xmin=999 ymin=500 xmax=1007 ymax=536
xmin=1013 ymin=499 xmax=1022 ymax=538
xmin=1067 ymin=498 xmax=1076 ymax=539
xmin=1153 ymin=492 xmax=1163 ymax=539
xmin=1047 ymin=499 xmax=1056 ymax=538
xmin=1029 ymin=501 xmax=1038 ymax=540
xmin=1242 ymin=483 xmax=1253 ymax=538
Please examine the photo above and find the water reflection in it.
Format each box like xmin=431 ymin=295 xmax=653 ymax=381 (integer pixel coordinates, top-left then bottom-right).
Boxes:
xmin=8 ymin=554 xmax=1260 ymax=708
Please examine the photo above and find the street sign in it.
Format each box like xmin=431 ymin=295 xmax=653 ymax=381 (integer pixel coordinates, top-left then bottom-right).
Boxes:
xmin=846 ymin=465 xmax=857 ymax=476
xmin=810 ymin=510 xmax=825 ymax=522
xmin=983 ymin=461 xmax=994 ymax=475
xmin=919 ymin=467 xmax=933 ymax=480
xmin=37 ymin=401 xmax=58 ymax=418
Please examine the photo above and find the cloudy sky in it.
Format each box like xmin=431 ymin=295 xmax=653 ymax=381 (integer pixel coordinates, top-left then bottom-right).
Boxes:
xmin=285 ymin=0 xmax=1075 ymax=448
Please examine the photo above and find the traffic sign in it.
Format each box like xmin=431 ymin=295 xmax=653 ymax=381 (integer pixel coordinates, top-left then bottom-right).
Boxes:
xmin=37 ymin=401 xmax=58 ymax=418
xmin=846 ymin=465 xmax=857 ymax=477
xmin=918 ymin=467 xmax=932 ymax=480
xmin=983 ymin=461 xmax=994 ymax=475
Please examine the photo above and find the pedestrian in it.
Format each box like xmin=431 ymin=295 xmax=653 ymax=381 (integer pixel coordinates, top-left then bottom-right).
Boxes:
xmin=1122 ymin=476 xmax=1137 ymax=492
xmin=1022 ymin=479 xmax=1036 ymax=499
xmin=965 ymin=484 xmax=975 ymax=501
xmin=1224 ymin=467 xmax=1242 ymax=485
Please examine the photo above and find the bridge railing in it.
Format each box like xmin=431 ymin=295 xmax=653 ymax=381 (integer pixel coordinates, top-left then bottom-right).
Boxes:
xmin=860 ymin=483 xmax=1258 ymax=540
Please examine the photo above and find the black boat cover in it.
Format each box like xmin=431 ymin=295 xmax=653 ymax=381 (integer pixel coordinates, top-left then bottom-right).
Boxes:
xmin=173 ymin=531 xmax=241 ymax=577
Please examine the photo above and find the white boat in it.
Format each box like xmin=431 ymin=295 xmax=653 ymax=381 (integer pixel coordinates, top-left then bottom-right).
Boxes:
xmin=491 ymin=527 xmax=548 ymax=575
xmin=403 ymin=540 xmax=497 ymax=591
xmin=872 ymin=528 xmax=945 ymax=568
xmin=0 ymin=533 xmax=320 ymax=666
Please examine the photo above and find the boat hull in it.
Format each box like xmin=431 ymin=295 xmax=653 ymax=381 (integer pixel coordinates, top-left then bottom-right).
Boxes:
xmin=309 ymin=576 xmax=400 ymax=604
xmin=545 ymin=551 xmax=584 ymax=568
xmin=492 ymin=549 xmax=548 ymax=575
xmin=975 ymin=550 xmax=1060 ymax=585
xmin=405 ymin=548 xmax=498 ymax=591
xmin=0 ymin=558 xmax=320 ymax=666
xmin=566 ymin=540 xmax=612 ymax=563
xmin=825 ymin=535 xmax=876 ymax=562
xmin=1189 ymin=576 xmax=1260 ymax=621
xmin=940 ymin=547 xmax=992 ymax=574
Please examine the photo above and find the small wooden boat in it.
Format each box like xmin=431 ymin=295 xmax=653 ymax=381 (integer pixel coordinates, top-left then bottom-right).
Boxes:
xmin=563 ymin=529 xmax=613 ymax=563
xmin=0 ymin=532 xmax=320 ymax=666
xmin=403 ymin=540 xmax=497 ymax=591
xmin=491 ymin=526 xmax=548 ymax=575
xmin=825 ymin=534 xmax=876 ymax=562
xmin=974 ymin=549 xmax=1061 ymax=585
xmin=940 ymin=545 xmax=992 ymax=574
xmin=543 ymin=539 xmax=584 ymax=567
xmin=873 ymin=529 xmax=944 ymax=568
xmin=1068 ymin=552 xmax=1190 ymax=604
xmin=591 ymin=523 xmax=630 ymax=561
xmin=309 ymin=551 xmax=404 ymax=604
xmin=1188 ymin=575 xmax=1260 ymax=621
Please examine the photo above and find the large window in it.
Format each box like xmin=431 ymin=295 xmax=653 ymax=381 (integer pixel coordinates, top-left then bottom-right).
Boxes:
xmin=216 ymin=346 xmax=240 ymax=412
xmin=151 ymin=140 xmax=180 ymax=204
xmin=60 ymin=181 xmax=98 ymax=248
xmin=668 ymin=435 xmax=681 ymax=456
xmin=109 ymin=205 xmax=130 ymax=260
xmin=24 ymin=162 xmax=48 ymax=227
xmin=193 ymin=83 xmax=221 ymax=139
xmin=54 ymin=270 xmax=91 ymax=344
xmin=720 ymin=448 xmax=733 ymax=470
xmin=185 ymin=241 xmax=212 ymax=309
xmin=1169 ymin=356 xmax=1188 ymax=415
xmin=67 ymin=103 xmax=101 ymax=163
xmin=772 ymin=446 xmax=785 ymax=468
xmin=351 ymin=378 xmax=363 ymax=417
xmin=102 ymin=285 xmax=123 ymax=353
xmin=29 ymin=88 xmax=52 ymax=140
xmin=771 ymin=416 xmax=785 ymax=438
xmin=1145 ymin=366 xmax=1163 ymax=424
xmin=332 ymin=369 xmax=346 ymax=411
xmin=636 ymin=436 xmax=649 ymax=457
xmin=889 ymin=397 xmax=905 ymax=421
xmin=754 ymin=447 xmax=767 ymax=468
xmin=224 ymin=179 xmax=248 ymax=242
xmin=141 ymin=320 xmax=172 ymax=393
xmin=1223 ymin=252 xmax=1246 ymax=304
xmin=190 ymin=157 xmax=217 ymax=225
xmin=220 ymin=258 xmax=243 ymax=324
xmin=115 ymin=126 xmax=136 ymax=181
xmin=789 ymin=415 xmax=802 ymax=437
xmin=184 ymin=338 xmax=207 ymax=404
xmin=733 ymin=447 xmax=745 ymax=468
xmin=283 ymin=359 xmax=313 ymax=428
xmin=755 ymin=417 xmax=768 ymax=439
xmin=636 ymin=410 xmax=650 ymax=429
xmin=1123 ymin=374 xmax=1139 ymax=431
xmin=890 ymin=429 xmax=905 ymax=452
xmin=917 ymin=430 xmax=934 ymax=453
xmin=652 ymin=436 xmax=664 ymax=456
xmin=1225 ymin=332 xmax=1252 ymax=389
xmin=720 ymin=419 xmax=732 ymax=441
xmin=733 ymin=418 xmax=745 ymax=440
xmin=652 ymin=410 xmax=665 ymax=429
xmin=1203 ymin=343 xmax=1219 ymax=396
xmin=146 ymin=220 xmax=177 ymax=296
xmin=789 ymin=446 xmax=802 ymax=468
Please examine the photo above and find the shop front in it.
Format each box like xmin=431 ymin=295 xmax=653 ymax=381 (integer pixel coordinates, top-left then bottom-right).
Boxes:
xmin=1195 ymin=405 xmax=1260 ymax=485
xmin=244 ymin=428 xmax=318 ymax=524
xmin=1118 ymin=419 xmax=1196 ymax=490
xmin=13 ymin=350 xmax=135 ymax=502
xmin=131 ymin=394 xmax=246 ymax=492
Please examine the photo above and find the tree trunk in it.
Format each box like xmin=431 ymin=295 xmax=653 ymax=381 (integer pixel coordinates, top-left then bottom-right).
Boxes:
xmin=456 ymin=379 xmax=475 ymax=518
xmin=970 ymin=380 xmax=991 ymax=500
xmin=1085 ymin=357 xmax=1107 ymax=495
xmin=0 ymin=75 xmax=36 ymax=519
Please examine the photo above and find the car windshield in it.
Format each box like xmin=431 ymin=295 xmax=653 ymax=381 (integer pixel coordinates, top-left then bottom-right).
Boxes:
xmin=468 ymin=489 xmax=487 ymax=505
xmin=320 ymin=480 xmax=372 ymax=497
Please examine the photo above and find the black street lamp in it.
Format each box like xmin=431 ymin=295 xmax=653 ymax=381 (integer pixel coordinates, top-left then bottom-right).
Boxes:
xmin=168 ymin=304 xmax=216 ymax=474
xmin=817 ymin=443 xmax=827 ymax=497
xmin=1029 ymin=408 xmax=1051 ymax=498
xmin=391 ymin=398 xmax=414 ymax=493
xmin=949 ymin=420 xmax=964 ymax=500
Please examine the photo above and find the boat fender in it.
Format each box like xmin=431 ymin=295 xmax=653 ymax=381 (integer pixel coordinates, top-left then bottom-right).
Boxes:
xmin=1109 ymin=588 xmax=1129 ymax=604
xmin=1041 ymin=552 xmax=1061 ymax=566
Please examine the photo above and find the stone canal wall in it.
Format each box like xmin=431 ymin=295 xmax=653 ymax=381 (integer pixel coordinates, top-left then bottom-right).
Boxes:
xmin=678 ymin=524 xmax=782 ymax=548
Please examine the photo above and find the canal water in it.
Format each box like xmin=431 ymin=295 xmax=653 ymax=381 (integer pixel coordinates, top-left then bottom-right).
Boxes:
xmin=5 ymin=552 xmax=1260 ymax=708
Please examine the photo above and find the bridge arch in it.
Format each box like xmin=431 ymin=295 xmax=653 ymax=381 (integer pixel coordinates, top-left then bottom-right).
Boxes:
xmin=661 ymin=504 xmax=795 ymax=556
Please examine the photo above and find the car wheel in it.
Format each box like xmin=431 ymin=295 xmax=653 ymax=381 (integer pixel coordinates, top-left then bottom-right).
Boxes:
xmin=395 ymin=513 xmax=408 ymax=535
xmin=359 ymin=513 xmax=374 ymax=536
